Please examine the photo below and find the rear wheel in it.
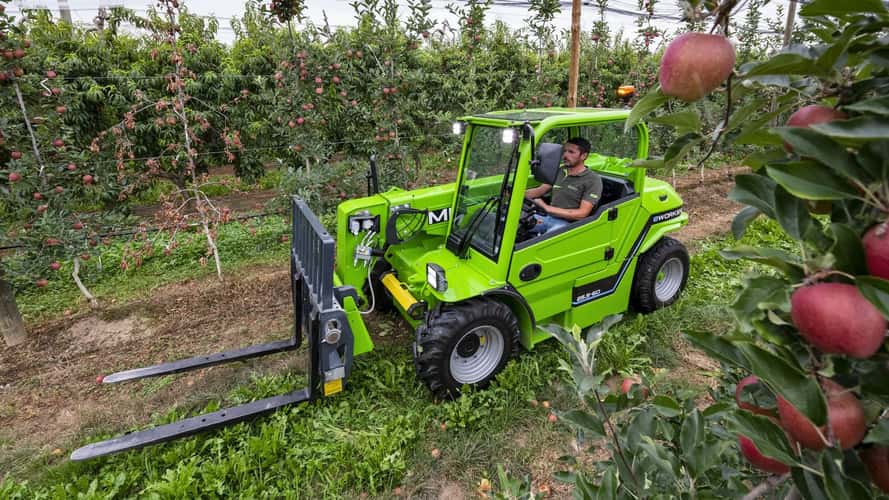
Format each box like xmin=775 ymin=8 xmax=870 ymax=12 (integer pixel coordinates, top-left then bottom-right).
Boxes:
xmin=414 ymin=298 xmax=520 ymax=398
xmin=631 ymin=237 xmax=689 ymax=313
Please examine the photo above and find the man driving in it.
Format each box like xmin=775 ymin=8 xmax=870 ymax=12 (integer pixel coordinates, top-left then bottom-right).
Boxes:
xmin=525 ymin=137 xmax=602 ymax=235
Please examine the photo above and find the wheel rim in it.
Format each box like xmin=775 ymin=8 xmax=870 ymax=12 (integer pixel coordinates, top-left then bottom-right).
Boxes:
xmin=450 ymin=325 xmax=505 ymax=384
xmin=654 ymin=257 xmax=684 ymax=302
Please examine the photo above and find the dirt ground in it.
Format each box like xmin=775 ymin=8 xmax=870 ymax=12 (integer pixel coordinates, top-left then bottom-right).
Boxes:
xmin=0 ymin=166 xmax=743 ymax=486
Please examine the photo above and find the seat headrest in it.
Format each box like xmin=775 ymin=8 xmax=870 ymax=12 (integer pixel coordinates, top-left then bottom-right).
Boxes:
xmin=534 ymin=142 xmax=562 ymax=185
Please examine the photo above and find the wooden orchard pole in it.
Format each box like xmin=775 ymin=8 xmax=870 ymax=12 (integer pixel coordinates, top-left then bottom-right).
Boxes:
xmin=567 ymin=0 xmax=582 ymax=108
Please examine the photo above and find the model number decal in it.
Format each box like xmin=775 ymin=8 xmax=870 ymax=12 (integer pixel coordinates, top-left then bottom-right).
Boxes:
xmin=651 ymin=208 xmax=682 ymax=224
xmin=428 ymin=208 xmax=450 ymax=225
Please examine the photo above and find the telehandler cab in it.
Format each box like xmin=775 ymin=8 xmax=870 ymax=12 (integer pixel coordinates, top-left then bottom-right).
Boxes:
xmin=72 ymin=108 xmax=689 ymax=461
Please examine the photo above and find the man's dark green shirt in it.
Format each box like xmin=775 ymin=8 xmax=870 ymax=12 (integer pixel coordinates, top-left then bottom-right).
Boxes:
xmin=550 ymin=168 xmax=602 ymax=211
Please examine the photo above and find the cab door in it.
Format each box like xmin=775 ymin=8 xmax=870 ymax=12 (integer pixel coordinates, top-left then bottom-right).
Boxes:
xmin=508 ymin=206 xmax=618 ymax=322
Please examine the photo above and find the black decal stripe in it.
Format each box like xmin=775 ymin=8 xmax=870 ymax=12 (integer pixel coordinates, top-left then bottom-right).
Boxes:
xmin=570 ymin=206 xmax=683 ymax=306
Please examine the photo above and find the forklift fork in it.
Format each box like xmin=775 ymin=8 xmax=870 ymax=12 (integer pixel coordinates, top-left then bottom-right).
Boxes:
xmin=71 ymin=197 xmax=354 ymax=461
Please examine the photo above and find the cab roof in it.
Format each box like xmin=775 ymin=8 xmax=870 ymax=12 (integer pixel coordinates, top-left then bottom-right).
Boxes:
xmin=462 ymin=107 xmax=632 ymax=127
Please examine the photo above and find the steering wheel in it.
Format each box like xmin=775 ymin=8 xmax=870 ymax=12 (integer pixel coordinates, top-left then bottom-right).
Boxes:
xmin=519 ymin=198 xmax=545 ymax=233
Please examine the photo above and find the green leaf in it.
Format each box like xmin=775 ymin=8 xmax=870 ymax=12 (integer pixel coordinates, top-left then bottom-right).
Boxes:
xmin=626 ymin=90 xmax=667 ymax=131
xmin=742 ymin=150 xmax=787 ymax=171
xmin=685 ymin=330 xmax=751 ymax=370
xmin=727 ymin=411 xmax=800 ymax=466
xmin=680 ymin=410 xmax=704 ymax=457
xmin=743 ymin=53 xmax=828 ymax=77
xmin=720 ymin=245 xmax=806 ymax=281
xmin=629 ymin=158 xmax=665 ymax=169
xmin=652 ymin=396 xmax=682 ymax=417
xmin=626 ymin=408 xmax=656 ymax=450
xmin=857 ymin=140 xmax=889 ymax=181
xmin=732 ymin=206 xmax=761 ymax=240
xmin=734 ymin=128 xmax=782 ymax=146
xmin=649 ymin=110 xmax=702 ymax=135
xmin=773 ymin=127 xmax=871 ymax=182
xmin=820 ymin=449 xmax=873 ymax=500
xmin=766 ymin=162 xmax=860 ymax=200
xmin=864 ymin=419 xmax=889 ymax=444
xmin=843 ymin=96 xmax=889 ymax=117
xmin=664 ymin=132 xmax=704 ymax=166
xmin=730 ymin=174 xmax=777 ymax=218
xmin=800 ymin=0 xmax=887 ymax=16
xmin=637 ymin=436 xmax=677 ymax=477
xmin=774 ymin=185 xmax=813 ymax=241
xmin=813 ymin=116 xmax=889 ymax=142
xmin=792 ymin=467 xmax=830 ymax=500
xmin=561 ymin=410 xmax=606 ymax=438
xmin=736 ymin=343 xmax=828 ymax=426
xmin=856 ymin=276 xmax=889 ymax=318
xmin=732 ymin=275 xmax=791 ymax=333
xmin=829 ymin=224 xmax=868 ymax=275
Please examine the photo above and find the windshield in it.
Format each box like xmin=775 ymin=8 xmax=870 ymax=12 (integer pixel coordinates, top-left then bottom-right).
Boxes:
xmin=448 ymin=125 xmax=520 ymax=259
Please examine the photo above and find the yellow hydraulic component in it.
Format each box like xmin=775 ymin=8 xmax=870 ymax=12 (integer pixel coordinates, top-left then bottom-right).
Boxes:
xmin=381 ymin=272 xmax=427 ymax=319
xmin=381 ymin=272 xmax=418 ymax=311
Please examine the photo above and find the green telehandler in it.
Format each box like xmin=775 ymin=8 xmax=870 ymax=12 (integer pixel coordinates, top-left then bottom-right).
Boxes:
xmin=72 ymin=107 xmax=688 ymax=461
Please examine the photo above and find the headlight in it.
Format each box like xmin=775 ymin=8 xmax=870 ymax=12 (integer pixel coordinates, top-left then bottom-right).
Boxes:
xmin=426 ymin=263 xmax=447 ymax=292
xmin=502 ymin=128 xmax=516 ymax=144
xmin=452 ymin=121 xmax=465 ymax=135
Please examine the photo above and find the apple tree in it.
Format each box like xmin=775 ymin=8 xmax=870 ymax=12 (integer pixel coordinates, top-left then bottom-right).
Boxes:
xmin=0 ymin=3 xmax=128 ymax=345
xmin=552 ymin=0 xmax=889 ymax=496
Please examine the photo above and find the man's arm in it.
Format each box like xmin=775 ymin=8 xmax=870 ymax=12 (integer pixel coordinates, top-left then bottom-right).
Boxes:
xmin=525 ymin=183 xmax=552 ymax=199
xmin=532 ymin=198 xmax=595 ymax=221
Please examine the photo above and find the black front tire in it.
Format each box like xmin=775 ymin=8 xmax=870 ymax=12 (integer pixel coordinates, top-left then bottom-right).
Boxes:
xmin=414 ymin=298 xmax=520 ymax=398
xmin=631 ymin=237 xmax=689 ymax=313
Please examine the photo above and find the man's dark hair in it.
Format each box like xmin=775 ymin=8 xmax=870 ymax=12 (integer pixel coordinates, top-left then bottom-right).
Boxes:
xmin=566 ymin=137 xmax=591 ymax=155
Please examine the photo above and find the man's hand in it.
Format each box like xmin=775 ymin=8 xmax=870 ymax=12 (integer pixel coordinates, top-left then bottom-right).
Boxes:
xmin=532 ymin=198 xmax=549 ymax=213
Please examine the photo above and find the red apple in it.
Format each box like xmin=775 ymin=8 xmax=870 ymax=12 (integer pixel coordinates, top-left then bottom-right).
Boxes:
xmin=49 ymin=261 xmax=61 ymax=271
xmin=784 ymin=105 xmax=847 ymax=151
xmin=860 ymin=446 xmax=889 ymax=493
xmin=45 ymin=238 xmax=59 ymax=246
xmin=46 ymin=70 xmax=57 ymax=79
xmin=735 ymin=375 xmax=775 ymax=416
xmin=659 ymin=33 xmax=736 ymax=102
xmin=776 ymin=379 xmax=866 ymax=450
xmin=82 ymin=174 xmax=94 ymax=185
xmin=863 ymin=223 xmax=889 ymax=280
xmin=621 ymin=376 xmax=649 ymax=397
xmin=296 ymin=117 xmax=305 ymax=125
xmin=10 ymin=150 xmax=22 ymax=159
xmin=56 ymin=106 xmax=66 ymax=114
xmin=35 ymin=279 xmax=48 ymax=288
xmin=36 ymin=204 xmax=47 ymax=213
xmin=315 ymin=87 xmax=323 ymax=94
xmin=738 ymin=435 xmax=790 ymax=474
xmin=80 ymin=253 xmax=91 ymax=261
xmin=791 ymin=283 xmax=886 ymax=358
xmin=52 ymin=139 xmax=64 ymax=148
xmin=8 ymin=172 xmax=20 ymax=182
xmin=32 ymin=192 xmax=43 ymax=200
xmin=14 ymin=48 xmax=25 ymax=59
xmin=54 ymin=186 xmax=64 ymax=194
xmin=66 ymin=163 xmax=77 ymax=171
xmin=72 ymin=222 xmax=83 ymax=230
xmin=314 ymin=76 xmax=322 ymax=84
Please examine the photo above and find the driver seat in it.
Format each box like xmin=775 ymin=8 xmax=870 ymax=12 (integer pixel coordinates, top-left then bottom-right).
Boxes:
xmin=534 ymin=142 xmax=562 ymax=185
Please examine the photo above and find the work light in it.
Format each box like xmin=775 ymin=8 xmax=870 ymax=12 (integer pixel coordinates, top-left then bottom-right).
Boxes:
xmin=426 ymin=263 xmax=448 ymax=292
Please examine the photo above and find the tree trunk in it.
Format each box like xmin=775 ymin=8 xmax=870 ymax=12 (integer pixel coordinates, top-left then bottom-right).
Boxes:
xmin=0 ymin=273 xmax=27 ymax=347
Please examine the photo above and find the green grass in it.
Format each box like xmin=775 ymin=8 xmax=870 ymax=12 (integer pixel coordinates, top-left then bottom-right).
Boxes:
xmin=3 ymin=217 xmax=795 ymax=497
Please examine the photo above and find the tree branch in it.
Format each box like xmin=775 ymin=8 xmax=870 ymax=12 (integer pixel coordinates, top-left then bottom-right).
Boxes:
xmin=742 ymin=474 xmax=789 ymax=500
